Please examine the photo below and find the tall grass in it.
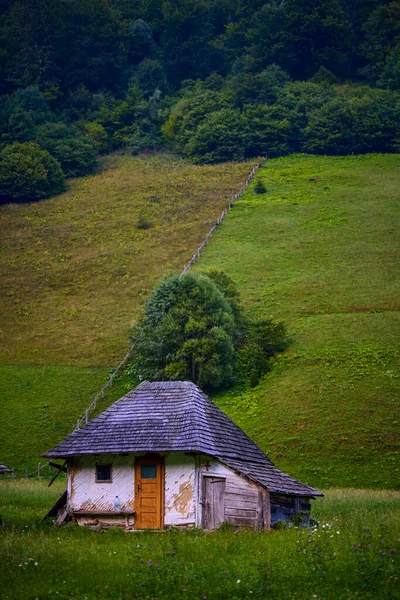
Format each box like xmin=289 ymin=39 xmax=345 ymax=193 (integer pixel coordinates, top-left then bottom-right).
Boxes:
xmin=0 ymin=481 xmax=399 ymax=599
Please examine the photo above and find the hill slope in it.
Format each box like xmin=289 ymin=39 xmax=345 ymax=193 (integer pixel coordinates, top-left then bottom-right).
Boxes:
xmin=0 ymin=154 xmax=257 ymax=472
xmin=197 ymin=153 xmax=400 ymax=489
xmin=1 ymin=153 xmax=399 ymax=489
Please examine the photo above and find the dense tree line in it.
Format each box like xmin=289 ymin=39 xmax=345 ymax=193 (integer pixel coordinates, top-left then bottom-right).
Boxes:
xmin=0 ymin=0 xmax=399 ymax=201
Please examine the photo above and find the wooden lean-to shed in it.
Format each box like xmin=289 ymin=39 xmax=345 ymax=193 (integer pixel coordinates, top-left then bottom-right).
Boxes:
xmin=43 ymin=381 xmax=322 ymax=529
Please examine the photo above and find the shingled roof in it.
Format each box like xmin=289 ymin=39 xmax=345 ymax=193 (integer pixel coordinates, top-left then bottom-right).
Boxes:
xmin=0 ymin=463 xmax=13 ymax=474
xmin=44 ymin=381 xmax=322 ymax=497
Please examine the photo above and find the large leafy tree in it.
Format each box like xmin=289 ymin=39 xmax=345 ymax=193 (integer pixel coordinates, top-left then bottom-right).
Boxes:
xmin=130 ymin=270 xmax=287 ymax=391
xmin=130 ymin=272 xmax=237 ymax=390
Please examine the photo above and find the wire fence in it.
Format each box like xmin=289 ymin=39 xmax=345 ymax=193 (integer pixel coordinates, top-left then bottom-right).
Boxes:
xmin=72 ymin=157 xmax=266 ymax=430
xmin=0 ymin=461 xmax=51 ymax=481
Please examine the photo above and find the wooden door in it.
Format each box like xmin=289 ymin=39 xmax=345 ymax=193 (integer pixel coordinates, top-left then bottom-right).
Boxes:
xmin=202 ymin=477 xmax=225 ymax=530
xmin=134 ymin=457 xmax=164 ymax=529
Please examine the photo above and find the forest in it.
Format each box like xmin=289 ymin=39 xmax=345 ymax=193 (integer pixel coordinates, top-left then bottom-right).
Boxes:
xmin=0 ymin=0 xmax=399 ymax=202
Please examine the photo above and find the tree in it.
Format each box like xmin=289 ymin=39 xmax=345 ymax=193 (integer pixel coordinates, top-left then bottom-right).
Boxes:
xmin=130 ymin=272 xmax=237 ymax=390
xmin=35 ymin=122 xmax=97 ymax=177
xmin=130 ymin=270 xmax=288 ymax=391
xmin=0 ymin=141 xmax=65 ymax=202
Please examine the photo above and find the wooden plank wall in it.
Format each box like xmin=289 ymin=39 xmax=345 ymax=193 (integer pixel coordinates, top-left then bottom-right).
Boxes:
xmin=199 ymin=456 xmax=268 ymax=529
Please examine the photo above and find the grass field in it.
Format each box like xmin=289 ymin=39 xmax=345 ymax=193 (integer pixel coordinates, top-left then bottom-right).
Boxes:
xmin=0 ymin=153 xmax=257 ymax=367
xmin=0 ymin=480 xmax=399 ymax=600
xmin=197 ymin=154 xmax=400 ymax=489
xmin=1 ymin=152 xmax=399 ymax=490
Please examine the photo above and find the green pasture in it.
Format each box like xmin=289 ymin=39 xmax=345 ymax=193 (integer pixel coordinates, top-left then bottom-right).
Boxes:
xmin=198 ymin=154 xmax=400 ymax=489
xmin=0 ymin=153 xmax=256 ymax=367
xmin=0 ymin=481 xmax=399 ymax=600
xmin=0 ymin=153 xmax=399 ymax=489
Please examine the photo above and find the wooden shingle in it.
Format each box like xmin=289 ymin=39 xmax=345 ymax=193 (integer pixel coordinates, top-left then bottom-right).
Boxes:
xmin=44 ymin=381 xmax=322 ymax=497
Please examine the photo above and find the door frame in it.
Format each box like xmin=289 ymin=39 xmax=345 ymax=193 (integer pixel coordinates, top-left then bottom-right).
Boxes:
xmin=134 ymin=455 xmax=165 ymax=529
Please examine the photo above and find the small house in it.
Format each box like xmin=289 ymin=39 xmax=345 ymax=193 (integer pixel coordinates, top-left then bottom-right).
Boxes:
xmin=43 ymin=381 xmax=322 ymax=529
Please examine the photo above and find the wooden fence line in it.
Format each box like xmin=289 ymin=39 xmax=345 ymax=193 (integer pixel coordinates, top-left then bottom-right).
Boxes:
xmin=73 ymin=158 xmax=266 ymax=430
xmin=0 ymin=461 xmax=51 ymax=481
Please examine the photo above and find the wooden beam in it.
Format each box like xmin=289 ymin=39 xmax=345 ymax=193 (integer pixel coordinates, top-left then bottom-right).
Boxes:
xmin=48 ymin=461 xmax=67 ymax=487
xmin=49 ymin=461 xmax=67 ymax=473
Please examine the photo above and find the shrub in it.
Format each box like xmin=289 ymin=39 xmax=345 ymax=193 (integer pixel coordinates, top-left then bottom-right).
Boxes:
xmin=0 ymin=142 xmax=65 ymax=203
xmin=254 ymin=179 xmax=267 ymax=194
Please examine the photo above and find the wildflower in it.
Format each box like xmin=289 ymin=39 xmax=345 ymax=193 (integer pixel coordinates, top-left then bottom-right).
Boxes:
xmin=148 ymin=559 xmax=153 ymax=566
xmin=34 ymin=562 xmax=38 ymax=566
xmin=389 ymin=548 xmax=397 ymax=553
xmin=155 ymin=563 xmax=159 ymax=568
xmin=237 ymin=580 xmax=241 ymax=584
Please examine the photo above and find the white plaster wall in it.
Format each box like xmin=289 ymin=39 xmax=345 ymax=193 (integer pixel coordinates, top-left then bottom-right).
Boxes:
xmin=69 ymin=454 xmax=134 ymax=513
xmin=164 ymin=453 xmax=196 ymax=526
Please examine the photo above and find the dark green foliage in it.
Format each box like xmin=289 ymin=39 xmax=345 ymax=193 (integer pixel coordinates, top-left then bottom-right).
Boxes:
xmin=303 ymin=89 xmax=400 ymax=154
xmin=237 ymin=318 xmax=287 ymax=387
xmin=378 ymin=44 xmax=400 ymax=91
xmin=130 ymin=272 xmax=236 ymax=391
xmin=254 ymin=179 xmax=267 ymax=194
xmin=35 ymin=122 xmax=97 ymax=178
xmin=130 ymin=270 xmax=287 ymax=391
xmin=0 ymin=142 xmax=65 ymax=202
xmin=0 ymin=0 xmax=399 ymax=173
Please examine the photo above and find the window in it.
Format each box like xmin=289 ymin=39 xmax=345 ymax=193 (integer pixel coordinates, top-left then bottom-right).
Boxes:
xmin=141 ymin=464 xmax=157 ymax=479
xmin=95 ymin=464 xmax=112 ymax=483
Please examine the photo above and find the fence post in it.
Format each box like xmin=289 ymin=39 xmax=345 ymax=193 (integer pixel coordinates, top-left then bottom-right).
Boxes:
xmin=38 ymin=462 xmax=41 ymax=478
xmin=25 ymin=466 xmax=28 ymax=479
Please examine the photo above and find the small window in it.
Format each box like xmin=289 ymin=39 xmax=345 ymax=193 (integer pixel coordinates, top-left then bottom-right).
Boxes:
xmin=95 ymin=464 xmax=112 ymax=483
xmin=141 ymin=464 xmax=157 ymax=479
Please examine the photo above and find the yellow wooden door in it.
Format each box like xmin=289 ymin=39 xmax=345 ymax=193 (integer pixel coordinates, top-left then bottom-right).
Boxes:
xmin=134 ymin=457 xmax=164 ymax=529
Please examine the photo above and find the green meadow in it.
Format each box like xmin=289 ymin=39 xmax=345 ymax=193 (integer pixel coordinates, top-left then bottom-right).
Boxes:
xmin=197 ymin=154 xmax=400 ymax=490
xmin=1 ymin=154 xmax=399 ymax=487
xmin=0 ymin=154 xmax=256 ymax=473
xmin=0 ymin=481 xmax=399 ymax=600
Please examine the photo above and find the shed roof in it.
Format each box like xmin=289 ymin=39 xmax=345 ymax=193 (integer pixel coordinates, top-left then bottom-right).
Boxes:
xmin=44 ymin=381 xmax=322 ymax=497
xmin=0 ymin=463 xmax=13 ymax=474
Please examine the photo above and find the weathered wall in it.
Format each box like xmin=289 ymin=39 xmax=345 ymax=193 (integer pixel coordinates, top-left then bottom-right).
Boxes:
xmin=68 ymin=452 xmax=197 ymax=528
xmin=69 ymin=454 xmax=134 ymax=512
xmin=164 ymin=453 xmax=196 ymax=527
xmin=198 ymin=456 xmax=269 ymax=529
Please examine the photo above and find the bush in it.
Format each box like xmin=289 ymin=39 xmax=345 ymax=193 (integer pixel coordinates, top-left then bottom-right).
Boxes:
xmin=303 ymin=89 xmax=400 ymax=155
xmin=254 ymin=179 xmax=267 ymax=194
xmin=0 ymin=142 xmax=66 ymax=203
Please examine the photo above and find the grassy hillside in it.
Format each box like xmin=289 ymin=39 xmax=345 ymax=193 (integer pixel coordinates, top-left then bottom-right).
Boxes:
xmin=1 ymin=481 xmax=399 ymax=599
xmin=1 ymin=153 xmax=399 ymax=490
xmin=0 ymin=154 xmax=257 ymax=472
xmin=0 ymin=153 xmax=256 ymax=367
xmin=197 ymin=154 xmax=400 ymax=489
